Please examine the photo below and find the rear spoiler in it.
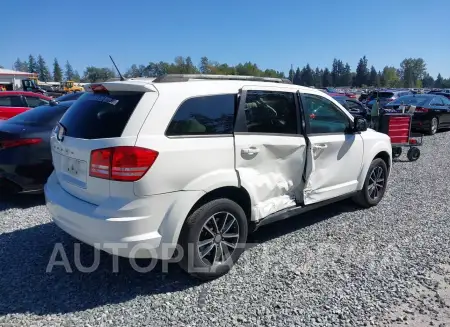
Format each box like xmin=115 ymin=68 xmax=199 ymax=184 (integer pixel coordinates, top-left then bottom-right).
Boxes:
xmin=84 ymin=81 xmax=157 ymax=93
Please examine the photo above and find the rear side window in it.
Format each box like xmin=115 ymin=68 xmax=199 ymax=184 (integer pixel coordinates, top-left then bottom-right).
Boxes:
xmin=166 ymin=94 xmax=235 ymax=136
xmin=59 ymin=91 xmax=143 ymax=139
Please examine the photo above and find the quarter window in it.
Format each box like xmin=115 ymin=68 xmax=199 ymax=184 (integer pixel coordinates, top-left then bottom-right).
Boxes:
xmin=243 ymin=90 xmax=297 ymax=134
xmin=25 ymin=96 xmax=49 ymax=108
xmin=166 ymin=94 xmax=235 ymax=136
xmin=303 ymin=94 xmax=350 ymax=134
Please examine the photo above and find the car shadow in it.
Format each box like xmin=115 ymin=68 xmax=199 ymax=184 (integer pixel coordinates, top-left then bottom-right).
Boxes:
xmin=249 ymin=198 xmax=361 ymax=244
xmin=0 ymin=194 xmax=45 ymax=211
xmin=0 ymin=199 xmax=362 ymax=316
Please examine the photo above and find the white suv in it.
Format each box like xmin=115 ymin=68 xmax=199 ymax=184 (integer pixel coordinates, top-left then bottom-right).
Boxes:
xmin=45 ymin=75 xmax=392 ymax=279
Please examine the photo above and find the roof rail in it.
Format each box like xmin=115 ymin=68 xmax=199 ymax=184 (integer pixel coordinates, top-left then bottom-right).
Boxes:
xmin=152 ymin=74 xmax=292 ymax=84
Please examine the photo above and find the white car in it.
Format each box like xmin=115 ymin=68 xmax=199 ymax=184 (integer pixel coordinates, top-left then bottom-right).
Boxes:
xmin=45 ymin=74 xmax=392 ymax=279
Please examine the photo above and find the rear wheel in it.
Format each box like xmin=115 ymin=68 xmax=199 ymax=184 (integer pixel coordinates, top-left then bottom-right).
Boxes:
xmin=178 ymin=198 xmax=248 ymax=280
xmin=353 ymin=158 xmax=388 ymax=208
xmin=428 ymin=117 xmax=438 ymax=135
xmin=407 ymin=147 xmax=420 ymax=161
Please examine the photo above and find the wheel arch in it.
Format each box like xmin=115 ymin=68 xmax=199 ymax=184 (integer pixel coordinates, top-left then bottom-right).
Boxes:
xmin=357 ymin=142 xmax=392 ymax=190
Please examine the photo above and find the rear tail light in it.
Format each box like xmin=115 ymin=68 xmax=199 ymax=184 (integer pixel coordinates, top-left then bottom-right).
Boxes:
xmin=0 ymin=138 xmax=42 ymax=149
xmin=89 ymin=146 xmax=159 ymax=182
xmin=415 ymin=107 xmax=429 ymax=113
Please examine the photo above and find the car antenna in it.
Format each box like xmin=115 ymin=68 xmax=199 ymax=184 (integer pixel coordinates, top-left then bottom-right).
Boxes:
xmin=109 ymin=55 xmax=125 ymax=81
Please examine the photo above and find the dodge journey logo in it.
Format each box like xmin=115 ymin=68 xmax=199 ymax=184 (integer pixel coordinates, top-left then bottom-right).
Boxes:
xmin=56 ymin=124 xmax=65 ymax=142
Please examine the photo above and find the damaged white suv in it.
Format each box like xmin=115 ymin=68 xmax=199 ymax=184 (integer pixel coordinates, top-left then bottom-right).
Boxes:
xmin=45 ymin=75 xmax=392 ymax=279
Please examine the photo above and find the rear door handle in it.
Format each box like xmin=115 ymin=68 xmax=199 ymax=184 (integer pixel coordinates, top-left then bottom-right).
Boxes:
xmin=242 ymin=146 xmax=260 ymax=155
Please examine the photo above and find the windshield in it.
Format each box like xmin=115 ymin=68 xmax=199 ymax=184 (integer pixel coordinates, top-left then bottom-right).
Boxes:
xmin=368 ymin=92 xmax=394 ymax=100
xmin=7 ymin=103 xmax=71 ymax=126
xmin=390 ymin=95 xmax=430 ymax=106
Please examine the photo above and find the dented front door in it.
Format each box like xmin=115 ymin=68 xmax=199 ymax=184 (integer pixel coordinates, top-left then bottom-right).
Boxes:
xmin=234 ymin=86 xmax=307 ymax=221
xmin=300 ymin=92 xmax=364 ymax=205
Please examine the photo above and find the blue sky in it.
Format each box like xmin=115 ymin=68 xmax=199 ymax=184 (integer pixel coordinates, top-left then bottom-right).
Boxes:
xmin=1 ymin=0 xmax=448 ymax=78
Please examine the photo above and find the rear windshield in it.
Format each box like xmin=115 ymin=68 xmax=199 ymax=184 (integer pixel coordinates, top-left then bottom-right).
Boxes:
xmin=7 ymin=104 xmax=70 ymax=126
xmin=55 ymin=92 xmax=84 ymax=102
xmin=391 ymin=95 xmax=430 ymax=106
xmin=59 ymin=91 xmax=143 ymax=139
xmin=369 ymin=92 xmax=394 ymax=99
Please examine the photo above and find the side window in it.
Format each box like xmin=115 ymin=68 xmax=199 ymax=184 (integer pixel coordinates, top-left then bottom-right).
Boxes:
xmin=303 ymin=94 xmax=351 ymax=134
xmin=430 ymin=97 xmax=444 ymax=106
xmin=0 ymin=96 xmax=23 ymax=107
xmin=166 ymin=94 xmax=235 ymax=136
xmin=25 ymin=96 xmax=49 ymax=108
xmin=243 ymin=90 xmax=297 ymax=134
xmin=345 ymin=100 xmax=362 ymax=111
xmin=441 ymin=96 xmax=450 ymax=105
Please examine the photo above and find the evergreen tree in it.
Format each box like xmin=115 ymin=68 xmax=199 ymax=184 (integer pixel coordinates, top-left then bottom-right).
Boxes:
xmin=65 ymin=61 xmax=75 ymax=81
xmin=53 ymin=58 xmax=63 ymax=82
xmin=355 ymin=56 xmax=369 ymax=86
xmin=28 ymin=55 xmax=38 ymax=73
xmin=37 ymin=55 xmax=51 ymax=81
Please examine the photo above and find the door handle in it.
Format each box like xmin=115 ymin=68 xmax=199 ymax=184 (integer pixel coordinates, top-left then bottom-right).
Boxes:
xmin=313 ymin=144 xmax=328 ymax=150
xmin=242 ymin=146 xmax=260 ymax=155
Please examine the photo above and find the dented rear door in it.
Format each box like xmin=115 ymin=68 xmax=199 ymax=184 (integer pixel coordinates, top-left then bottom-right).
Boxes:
xmin=234 ymin=86 xmax=307 ymax=221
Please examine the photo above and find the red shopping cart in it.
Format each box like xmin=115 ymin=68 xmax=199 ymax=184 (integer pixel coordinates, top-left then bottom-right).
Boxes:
xmin=378 ymin=113 xmax=423 ymax=161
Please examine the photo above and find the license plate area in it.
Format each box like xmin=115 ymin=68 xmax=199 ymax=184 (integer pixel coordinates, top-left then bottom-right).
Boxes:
xmin=61 ymin=155 xmax=87 ymax=184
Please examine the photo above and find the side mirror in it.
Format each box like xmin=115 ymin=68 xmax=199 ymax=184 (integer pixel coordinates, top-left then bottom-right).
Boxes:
xmin=353 ymin=116 xmax=368 ymax=132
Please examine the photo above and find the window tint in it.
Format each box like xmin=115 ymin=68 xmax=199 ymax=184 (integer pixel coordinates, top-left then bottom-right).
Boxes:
xmin=303 ymin=94 xmax=350 ymax=134
xmin=7 ymin=104 xmax=70 ymax=126
xmin=166 ymin=94 xmax=235 ymax=136
xmin=0 ymin=96 xmax=23 ymax=107
xmin=60 ymin=91 xmax=143 ymax=139
xmin=25 ymin=96 xmax=49 ymax=108
xmin=391 ymin=95 xmax=430 ymax=106
xmin=243 ymin=90 xmax=297 ymax=134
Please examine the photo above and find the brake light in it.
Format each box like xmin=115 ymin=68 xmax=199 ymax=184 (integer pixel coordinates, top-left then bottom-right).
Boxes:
xmin=0 ymin=138 xmax=42 ymax=149
xmin=415 ymin=107 xmax=429 ymax=113
xmin=90 ymin=84 xmax=108 ymax=93
xmin=89 ymin=146 xmax=159 ymax=182
xmin=386 ymin=98 xmax=395 ymax=103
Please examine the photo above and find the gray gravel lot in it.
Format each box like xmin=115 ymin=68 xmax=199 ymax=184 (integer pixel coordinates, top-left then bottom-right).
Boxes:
xmin=1 ymin=131 xmax=450 ymax=327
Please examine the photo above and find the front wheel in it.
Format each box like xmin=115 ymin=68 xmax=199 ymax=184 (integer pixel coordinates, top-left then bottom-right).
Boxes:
xmin=352 ymin=158 xmax=388 ymax=208
xmin=178 ymin=198 xmax=248 ymax=280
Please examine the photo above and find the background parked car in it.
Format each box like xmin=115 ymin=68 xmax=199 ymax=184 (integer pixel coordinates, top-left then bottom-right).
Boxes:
xmin=427 ymin=91 xmax=450 ymax=100
xmin=332 ymin=95 xmax=369 ymax=118
xmin=54 ymin=91 xmax=85 ymax=102
xmin=365 ymin=90 xmax=413 ymax=108
xmin=384 ymin=94 xmax=450 ymax=135
xmin=0 ymin=91 xmax=52 ymax=120
xmin=0 ymin=100 xmax=74 ymax=194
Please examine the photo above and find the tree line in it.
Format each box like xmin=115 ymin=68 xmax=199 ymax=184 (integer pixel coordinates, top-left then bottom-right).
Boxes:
xmin=7 ymin=54 xmax=450 ymax=89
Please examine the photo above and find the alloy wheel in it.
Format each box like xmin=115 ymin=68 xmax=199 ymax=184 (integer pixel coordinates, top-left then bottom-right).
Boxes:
xmin=368 ymin=166 xmax=385 ymax=200
xmin=431 ymin=118 xmax=438 ymax=134
xmin=197 ymin=212 xmax=240 ymax=266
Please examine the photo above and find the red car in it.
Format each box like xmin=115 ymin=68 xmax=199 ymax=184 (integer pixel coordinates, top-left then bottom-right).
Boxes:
xmin=0 ymin=91 xmax=52 ymax=120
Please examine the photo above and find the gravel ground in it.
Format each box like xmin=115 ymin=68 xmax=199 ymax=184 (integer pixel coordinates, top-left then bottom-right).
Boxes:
xmin=1 ymin=131 xmax=450 ymax=327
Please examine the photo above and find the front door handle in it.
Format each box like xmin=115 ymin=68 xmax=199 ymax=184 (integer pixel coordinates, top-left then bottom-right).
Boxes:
xmin=313 ymin=144 xmax=328 ymax=150
xmin=242 ymin=146 xmax=260 ymax=155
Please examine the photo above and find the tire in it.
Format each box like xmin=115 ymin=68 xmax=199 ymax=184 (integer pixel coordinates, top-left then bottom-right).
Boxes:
xmin=428 ymin=117 xmax=438 ymax=135
xmin=352 ymin=158 xmax=388 ymax=208
xmin=392 ymin=147 xmax=402 ymax=159
xmin=178 ymin=198 xmax=248 ymax=280
xmin=407 ymin=147 xmax=420 ymax=161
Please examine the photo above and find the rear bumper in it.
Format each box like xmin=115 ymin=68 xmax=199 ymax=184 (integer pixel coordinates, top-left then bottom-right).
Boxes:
xmin=44 ymin=172 xmax=202 ymax=259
